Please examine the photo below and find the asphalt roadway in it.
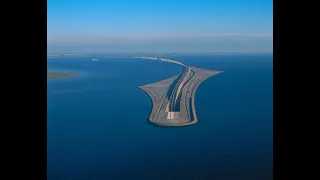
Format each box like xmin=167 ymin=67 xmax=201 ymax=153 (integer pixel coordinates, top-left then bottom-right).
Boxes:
xmin=137 ymin=57 xmax=223 ymax=126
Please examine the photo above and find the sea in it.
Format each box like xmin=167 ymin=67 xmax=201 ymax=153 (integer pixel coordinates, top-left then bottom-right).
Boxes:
xmin=47 ymin=54 xmax=273 ymax=180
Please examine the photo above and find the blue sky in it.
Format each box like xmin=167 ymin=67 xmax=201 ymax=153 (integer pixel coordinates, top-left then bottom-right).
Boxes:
xmin=48 ymin=0 xmax=273 ymax=53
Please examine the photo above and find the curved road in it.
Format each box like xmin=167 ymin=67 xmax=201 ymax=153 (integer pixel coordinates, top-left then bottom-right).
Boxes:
xmin=137 ymin=56 xmax=223 ymax=126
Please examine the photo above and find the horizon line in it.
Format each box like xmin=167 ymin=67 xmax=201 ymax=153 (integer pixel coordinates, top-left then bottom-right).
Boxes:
xmin=47 ymin=52 xmax=273 ymax=55
xmin=47 ymin=33 xmax=273 ymax=43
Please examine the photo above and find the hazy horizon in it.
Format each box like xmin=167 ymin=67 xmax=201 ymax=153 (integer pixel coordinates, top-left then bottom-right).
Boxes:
xmin=48 ymin=0 xmax=272 ymax=53
xmin=47 ymin=51 xmax=273 ymax=55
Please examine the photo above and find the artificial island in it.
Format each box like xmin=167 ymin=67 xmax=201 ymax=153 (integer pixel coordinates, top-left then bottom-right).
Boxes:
xmin=134 ymin=56 xmax=223 ymax=127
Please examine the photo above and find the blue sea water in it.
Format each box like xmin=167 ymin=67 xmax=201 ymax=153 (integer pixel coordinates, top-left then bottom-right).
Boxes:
xmin=47 ymin=54 xmax=273 ymax=180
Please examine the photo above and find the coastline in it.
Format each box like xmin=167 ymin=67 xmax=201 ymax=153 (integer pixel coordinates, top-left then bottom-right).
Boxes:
xmin=47 ymin=71 xmax=78 ymax=79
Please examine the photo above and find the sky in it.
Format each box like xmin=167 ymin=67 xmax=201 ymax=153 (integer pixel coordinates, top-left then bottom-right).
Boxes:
xmin=47 ymin=0 xmax=273 ymax=53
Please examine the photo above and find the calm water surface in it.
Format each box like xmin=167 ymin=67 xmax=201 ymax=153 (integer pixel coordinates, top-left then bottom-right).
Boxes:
xmin=47 ymin=55 xmax=272 ymax=180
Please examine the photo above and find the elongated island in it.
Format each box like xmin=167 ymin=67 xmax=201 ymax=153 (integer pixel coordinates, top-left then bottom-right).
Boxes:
xmin=134 ymin=56 xmax=223 ymax=127
xmin=47 ymin=70 xmax=78 ymax=79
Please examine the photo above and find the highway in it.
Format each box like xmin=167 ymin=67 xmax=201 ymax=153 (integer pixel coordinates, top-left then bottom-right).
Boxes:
xmin=137 ymin=56 xmax=223 ymax=126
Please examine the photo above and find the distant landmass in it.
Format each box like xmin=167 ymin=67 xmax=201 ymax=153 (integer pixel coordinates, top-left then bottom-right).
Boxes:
xmin=47 ymin=52 xmax=270 ymax=59
xmin=47 ymin=70 xmax=78 ymax=79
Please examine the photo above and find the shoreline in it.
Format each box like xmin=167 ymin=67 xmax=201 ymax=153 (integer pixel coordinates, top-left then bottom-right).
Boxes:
xmin=47 ymin=71 xmax=78 ymax=79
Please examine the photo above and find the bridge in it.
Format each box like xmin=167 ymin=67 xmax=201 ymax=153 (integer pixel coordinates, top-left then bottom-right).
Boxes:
xmin=136 ymin=55 xmax=223 ymax=126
